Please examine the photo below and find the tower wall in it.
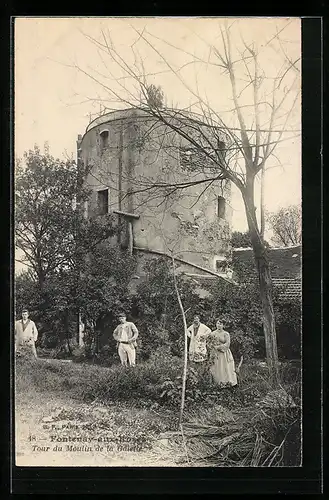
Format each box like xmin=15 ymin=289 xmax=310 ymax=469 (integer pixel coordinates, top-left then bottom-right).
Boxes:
xmin=78 ymin=109 xmax=232 ymax=273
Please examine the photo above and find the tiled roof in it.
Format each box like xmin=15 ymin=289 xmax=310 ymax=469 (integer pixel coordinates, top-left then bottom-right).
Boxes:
xmin=232 ymin=246 xmax=302 ymax=301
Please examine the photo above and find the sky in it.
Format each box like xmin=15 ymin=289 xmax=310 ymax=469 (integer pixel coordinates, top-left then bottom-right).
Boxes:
xmin=15 ymin=17 xmax=301 ymax=271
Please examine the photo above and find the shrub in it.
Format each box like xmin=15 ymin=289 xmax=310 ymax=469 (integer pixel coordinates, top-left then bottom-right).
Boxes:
xmin=230 ymin=329 xmax=262 ymax=360
xmin=137 ymin=325 xmax=173 ymax=361
xmin=156 ymin=367 xmax=203 ymax=408
xmin=78 ymin=354 xmax=184 ymax=404
xmin=274 ymin=299 xmax=301 ymax=360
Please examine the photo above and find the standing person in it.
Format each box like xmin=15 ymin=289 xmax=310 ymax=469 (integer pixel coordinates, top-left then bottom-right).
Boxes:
xmin=187 ymin=315 xmax=211 ymax=376
xmin=15 ymin=309 xmax=38 ymax=359
xmin=113 ymin=313 xmax=139 ymax=367
xmin=208 ymin=318 xmax=237 ymax=387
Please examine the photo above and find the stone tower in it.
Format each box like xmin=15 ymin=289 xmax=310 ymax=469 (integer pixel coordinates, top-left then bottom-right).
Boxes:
xmin=78 ymin=109 xmax=233 ymax=278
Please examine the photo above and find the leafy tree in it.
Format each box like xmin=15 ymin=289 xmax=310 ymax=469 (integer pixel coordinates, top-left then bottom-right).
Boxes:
xmin=15 ymin=270 xmax=42 ymax=319
xmin=131 ymin=257 xmax=201 ymax=356
xmin=15 ymin=145 xmax=88 ymax=288
xmin=231 ymin=231 xmax=252 ymax=248
xmin=41 ymin=241 xmax=137 ymax=354
xmin=266 ymin=205 xmax=301 ymax=247
xmin=232 ymin=230 xmax=270 ymax=249
xmin=15 ymin=145 xmax=137 ymax=351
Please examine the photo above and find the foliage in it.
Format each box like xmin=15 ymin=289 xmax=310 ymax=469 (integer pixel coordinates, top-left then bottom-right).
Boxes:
xmin=231 ymin=230 xmax=270 ymax=249
xmin=77 ymin=243 xmax=137 ymax=324
xmin=266 ymin=204 xmax=301 ymax=247
xmin=15 ymin=243 xmax=137 ymax=350
xmin=274 ymin=299 xmax=301 ymax=360
xmin=203 ymin=279 xmax=301 ymax=361
xmin=16 ymin=353 xmax=183 ymax=405
xmin=15 ymin=145 xmax=138 ymax=348
xmin=204 ymin=281 xmax=264 ymax=359
xmin=15 ymin=271 xmax=43 ymax=320
xmin=15 ymin=145 xmax=88 ymax=286
xmin=131 ymin=257 xmax=201 ymax=359
xmin=156 ymin=367 xmax=203 ymax=408
xmin=146 ymin=84 xmax=164 ymax=109
xmin=231 ymin=230 xmax=253 ymax=248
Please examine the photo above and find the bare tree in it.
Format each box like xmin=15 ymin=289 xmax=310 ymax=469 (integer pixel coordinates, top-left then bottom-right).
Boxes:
xmin=69 ymin=19 xmax=300 ymax=385
xmin=266 ymin=204 xmax=301 ymax=247
xmin=171 ymin=255 xmax=189 ymax=427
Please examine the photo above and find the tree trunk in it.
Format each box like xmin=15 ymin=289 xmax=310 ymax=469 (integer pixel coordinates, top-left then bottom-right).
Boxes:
xmin=171 ymin=256 xmax=188 ymax=427
xmin=65 ymin=310 xmax=73 ymax=356
xmin=260 ymin=165 xmax=265 ymax=239
xmin=254 ymin=249 xmax=280 ymax=386
xmin=243 ymin=185 xmax=280 ymax=386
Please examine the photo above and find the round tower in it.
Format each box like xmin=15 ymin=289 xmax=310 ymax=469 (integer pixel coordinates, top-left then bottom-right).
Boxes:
xmin=78 ymin=109 xmax=232 ymax=276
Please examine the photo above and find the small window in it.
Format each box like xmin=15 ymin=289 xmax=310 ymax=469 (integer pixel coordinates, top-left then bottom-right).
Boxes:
xmin=100 ymin=130 xmax=109 ymax=152
xmin=217 ymin=196 xmax=226 ymax=219
xmin=215 ymin=259 xmax=227 ymax=273
xmin=97 ymin=189 xmax=109 ymax=215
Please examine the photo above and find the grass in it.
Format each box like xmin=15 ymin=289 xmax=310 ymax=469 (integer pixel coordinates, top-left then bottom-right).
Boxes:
xmin=15 ymin=355 xmax=301 ymax=467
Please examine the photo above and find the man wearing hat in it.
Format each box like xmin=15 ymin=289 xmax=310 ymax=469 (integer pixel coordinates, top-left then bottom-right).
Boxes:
xmin=113 ymin=313 xmax=139 ymax=367
xmin=15 ymin=309 xmax=38 ymax=359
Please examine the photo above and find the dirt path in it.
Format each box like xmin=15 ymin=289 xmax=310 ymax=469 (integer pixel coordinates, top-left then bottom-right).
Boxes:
xmin=15 ymin=388 xmax=185 ymax=467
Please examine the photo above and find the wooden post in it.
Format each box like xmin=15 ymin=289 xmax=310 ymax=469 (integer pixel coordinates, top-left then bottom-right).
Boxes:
xmin=128 ymin=221 xmax=133 ymax=255
xmin=78 ymin=312 xmax=85 ymax=347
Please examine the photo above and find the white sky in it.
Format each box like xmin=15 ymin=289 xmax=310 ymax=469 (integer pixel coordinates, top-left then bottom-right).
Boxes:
xmin=15 ymin=17 xmax=301 ymax=242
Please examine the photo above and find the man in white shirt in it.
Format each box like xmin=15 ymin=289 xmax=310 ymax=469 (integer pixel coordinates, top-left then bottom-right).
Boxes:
xmin=113 ymin=313 xmax=138 ymax=367
xmin=15 ymin=309 xmax=38 ymax=358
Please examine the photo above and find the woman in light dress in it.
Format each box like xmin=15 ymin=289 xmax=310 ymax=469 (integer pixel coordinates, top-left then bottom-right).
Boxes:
xmin=208 ymin=319 xmax=237 ymax=387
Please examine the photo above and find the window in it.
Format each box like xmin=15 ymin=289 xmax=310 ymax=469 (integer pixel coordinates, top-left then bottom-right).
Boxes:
xmin=100 ymin=130 xmax=109 ymax=152
xmin=215 ymin=259 xmax=227 ymax=273
xmin=217 ymin=196 xmax=226 ymax=219
xmin=97 ymin=189 xmax=109 ymax=216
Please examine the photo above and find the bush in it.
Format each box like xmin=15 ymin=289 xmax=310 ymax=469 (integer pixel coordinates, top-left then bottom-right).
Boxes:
xmin=136 ymin=325 xmax=173 ymax=361
xmin=206 ymin=280 xmax=301 ymax=361
xmin=155 ymin=366 xmax=203 ymax=408
xmin=275 ymin=299 xmax=301 ymax=360
xmin=205 ymin=281 xmax=264 ymax=360
xmin=73 ymin=353 xmax=183 ymax=406
xmin=230 ymin=329 xmax=262 ymax=360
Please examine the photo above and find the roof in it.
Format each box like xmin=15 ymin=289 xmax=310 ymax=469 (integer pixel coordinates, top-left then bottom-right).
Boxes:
xmin=232 ymin=245 xmax=301 ymax=279
xmin=232 ymin=245 xmax=302 ymax=301
xmin=134 ymin=247 xmax=233 ymax=283
xmin=82 ymin=107 xmax=230 ymax=142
